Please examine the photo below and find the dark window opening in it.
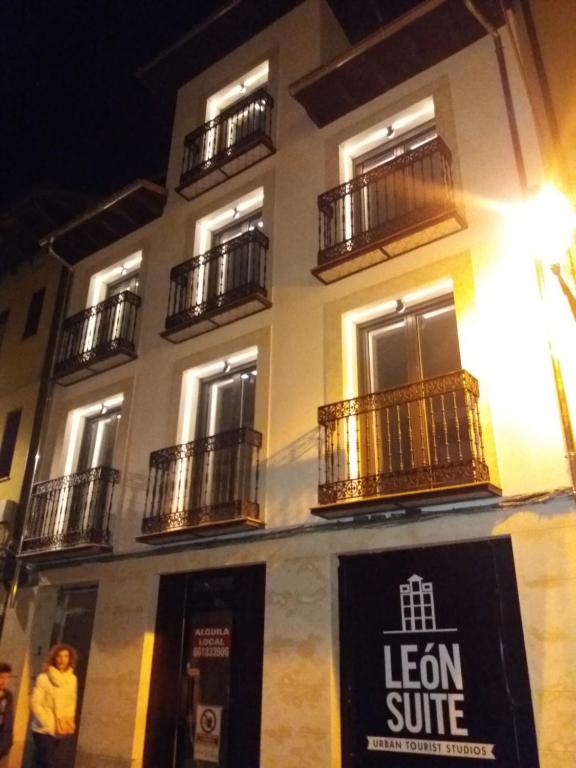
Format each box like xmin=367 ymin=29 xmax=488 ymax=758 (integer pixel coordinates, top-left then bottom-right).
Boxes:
xmin=23 ymin=288 xmax=46 ymax=339
xmin=0 ymin=310 xmax=9 ymax=352
xmin=0 ymin=409 xmax=22 ymax=479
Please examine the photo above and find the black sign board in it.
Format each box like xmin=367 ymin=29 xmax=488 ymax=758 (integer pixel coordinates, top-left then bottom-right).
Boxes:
xmin=339 ymin=537 xmax=539 ymax=767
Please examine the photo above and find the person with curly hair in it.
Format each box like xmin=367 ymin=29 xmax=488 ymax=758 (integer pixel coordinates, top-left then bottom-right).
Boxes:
xmin=30 ymin=644 xmax=78 ymax=768
xmin=0 ymin=662 xmax=14 ymax=768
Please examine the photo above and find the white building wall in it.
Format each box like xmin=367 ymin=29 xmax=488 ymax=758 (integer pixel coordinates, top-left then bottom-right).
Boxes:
xmin=4 ymin=2 xmax=576 ymax=768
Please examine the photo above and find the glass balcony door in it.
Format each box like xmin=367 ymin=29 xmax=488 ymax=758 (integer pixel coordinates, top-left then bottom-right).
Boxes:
xmin=103 ymin=271 xmax=140 ymax=344
xmin=66 ymin=409 xmax=121 ymax=534
xmin=351 ymin=126 xmax=437 ymax=240
xmin=187 ymin=366 xmax=256 ymax=513
xmin=358 ymin=298 xmax=464 ymax=479
xmin=203 ymin=212 xmax=263 ymax=303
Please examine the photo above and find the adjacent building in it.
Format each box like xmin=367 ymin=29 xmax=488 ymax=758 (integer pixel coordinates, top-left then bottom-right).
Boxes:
xmin=2 ymin=2 xmax=575 ymax=767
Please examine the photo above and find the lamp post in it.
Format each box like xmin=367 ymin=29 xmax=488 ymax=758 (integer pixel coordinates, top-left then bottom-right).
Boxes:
xmin=516 ymin=184 xmax=576 ymax=492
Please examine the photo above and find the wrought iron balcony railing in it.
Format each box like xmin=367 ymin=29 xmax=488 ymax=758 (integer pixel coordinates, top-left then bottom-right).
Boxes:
xmin=54 ymin=290 xmax=140 ymax=384
xmin=140 ymin=427 xmax=263 ymax=541
xmin=177 ymin=88 xmax=275 ymax=200
xmin=314 ymin=138 xmax=465 ymax=283
xmin=162 ymin=230 xmax=271 ymax=342
xmin=21 ymin=466 xmax=118 ymax=557
xmin=316 ymin=370 xmax=496 ymax=513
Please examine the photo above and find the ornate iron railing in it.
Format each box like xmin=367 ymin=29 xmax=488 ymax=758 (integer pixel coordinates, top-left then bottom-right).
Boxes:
xmin=165 ymin=230 xmax=269 ymax=331
xmin=142 ymin=427 xmax=262 ymax=534
xmin=317 ymin=137 xmax=456 ymax=265
xmin=318 ymin=370 xmax=489 ymax=505
xmin=54 ymin=291 xmax=141 ymax=378
xmin=22 ymin=466 xmax=119 ymax=553
xmin=181 ymin=89 xmax=274 ymax=182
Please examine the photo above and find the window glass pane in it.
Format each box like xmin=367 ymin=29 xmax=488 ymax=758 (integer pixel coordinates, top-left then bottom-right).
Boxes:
xmin=354 ymin=125 xmax=437 ymax=176
xmin=212 ymin=211 xmax=263 ymax=246
xmin=199 ymin=368 xmax=256 ymax=438
xmin=23 ymin=288 xmax=45 ymax=338
xmin=417 ymin=304 xmax=461 ymax=379
xmin=77 ymin=409 xmax=121 ymax=471
xmin=106 ymin=272 xmax=140 ymax=298
xmin=365 ymin=321 xmax=409 ymax=393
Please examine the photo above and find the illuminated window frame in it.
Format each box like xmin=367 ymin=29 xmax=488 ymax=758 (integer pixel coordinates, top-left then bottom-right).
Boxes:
xmin=205 ymin=61 xmax=270 ymax=122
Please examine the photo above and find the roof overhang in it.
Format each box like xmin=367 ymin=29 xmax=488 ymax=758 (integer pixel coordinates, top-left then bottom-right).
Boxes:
xmin=138 ymin=0 xmax=304 ymax=97
xmin=290 ymin=0 xmax=506 ymax=128
xmin=40 ymin=180 xmax=167 ymax=262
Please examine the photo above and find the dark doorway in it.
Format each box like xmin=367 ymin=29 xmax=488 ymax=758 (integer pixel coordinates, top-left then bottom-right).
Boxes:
xmin=144 ymin=564 xmax=265 ymax=768
xmin=24 ymin=585 xmax=98 ymax=768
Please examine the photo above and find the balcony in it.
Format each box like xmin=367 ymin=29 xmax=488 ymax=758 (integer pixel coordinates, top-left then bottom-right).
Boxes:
xmin=21 ymin=467 xmax=118 ymax=560
xmin=54 ymin=291 xmax=141 ymax=385
xmin=177 ymin=89 xmax=275 ymax=201
xmin=139 ymin=427 xmax=263 ymax=543
xmin=162 ymin=230 xmax=271 ymax=343
xmin=313 ymin=138 xmax=465 ymax=284
xmin=312 ymin=370 xmax=500 ymax=519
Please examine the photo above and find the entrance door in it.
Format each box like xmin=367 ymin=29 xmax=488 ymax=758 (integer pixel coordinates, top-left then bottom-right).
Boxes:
xmin=144 ymin=565 xmax=265 ymax=768
xmin=358 ymin=297 xmax=464 ymax=479
xmin=23 ymin=586 xmax=98 ymax=768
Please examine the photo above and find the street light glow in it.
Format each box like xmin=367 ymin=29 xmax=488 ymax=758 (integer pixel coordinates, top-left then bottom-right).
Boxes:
xmin=511 ymin=184 xmax=576 ymax=266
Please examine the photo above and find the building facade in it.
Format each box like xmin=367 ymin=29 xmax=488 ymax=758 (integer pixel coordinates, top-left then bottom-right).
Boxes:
xmin=2 ymin=2 xmax=576 ymax=767
xmin=0 ymin=253 xmax=65 ymax=586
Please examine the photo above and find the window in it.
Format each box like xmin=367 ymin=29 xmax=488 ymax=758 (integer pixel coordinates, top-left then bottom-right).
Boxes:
xmin=76 ymin=408 xmax=121 ymax=472
xmin=0 ymin=409 xmax=22 ymax=479
xmin=191 ymin=363 xmax=257 ymax=510
xmin=203 ymin=61 xmax=270 ymax=163
xmin=350 ymin=124 xmax=437 ymax=239
xmin=62 ymin=402 xmax=122 ymax=539
xmin=105 ymin=271 xmax=140 ymax=298
xmin=352 ymin=124 xmax=437 ymax=177
xmin=206 ymin=210 xmax=264 ymax=301
xmin=196 ymin=363 xmax=256 ymax=439
xmin=357 ymin=296 xmax=468 ymax=474
xmin=0 ymin=310 xmax=9 ymax=353
xmin=22 ymin=288 xmax=45 ymax=339
xmin=358 ymin=296 xmax=460 ymax=394
xmin=86 ymin=251 xmax=142 ymax=307
xmin=63 ymin=395 xmax=124 ymax=477
xmin=79 ymin=253 xmax=142 ymax=359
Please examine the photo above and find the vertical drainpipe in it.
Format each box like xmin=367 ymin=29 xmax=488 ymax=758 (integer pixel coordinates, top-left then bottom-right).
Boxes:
xmin=464 ymin=0 xmax=527 ymax=190
xmin=0 ymin=242 xmax=72 ymax=638
xmin=463 ymin=0 xmax=576 ymax=493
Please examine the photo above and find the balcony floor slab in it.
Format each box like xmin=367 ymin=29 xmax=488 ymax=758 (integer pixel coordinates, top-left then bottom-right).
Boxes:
xmin=311 ymin=481 xmax=501 ymax=519
xmin=313 ymin=206 xmax=466 ymax=284
xmin=162 ymin=293 xmax=271 ymax=343
xmin=137 ymin=516 xmax=264 ymax=545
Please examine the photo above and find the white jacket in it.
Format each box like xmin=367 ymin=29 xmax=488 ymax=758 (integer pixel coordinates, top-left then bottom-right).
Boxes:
xmin=30 ymin=666 xmax=77 ymax=736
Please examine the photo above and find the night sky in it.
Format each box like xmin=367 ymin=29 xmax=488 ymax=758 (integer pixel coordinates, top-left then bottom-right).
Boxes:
xmin=1 ymin=0 xmax=420 ymax=218
xmin=1 ymin=0 xmax=225 ymax=211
